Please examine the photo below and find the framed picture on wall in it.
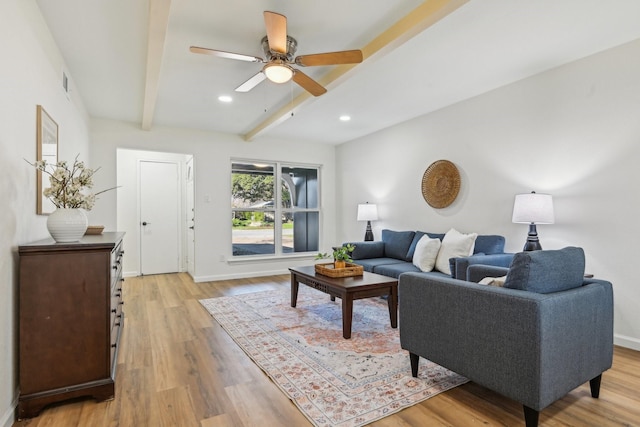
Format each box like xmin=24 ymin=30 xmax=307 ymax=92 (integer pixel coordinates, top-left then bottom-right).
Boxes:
xmin=36 ymin=105 xmax=58 ymax=215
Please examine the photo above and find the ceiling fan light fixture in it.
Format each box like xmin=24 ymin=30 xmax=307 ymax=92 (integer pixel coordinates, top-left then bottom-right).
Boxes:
xmin=264 ymin=62 xmax=294 ymax=83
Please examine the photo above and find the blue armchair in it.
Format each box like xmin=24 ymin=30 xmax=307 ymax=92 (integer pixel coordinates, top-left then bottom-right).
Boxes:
xmin=399 ymin=247 xmax=614 ymax=427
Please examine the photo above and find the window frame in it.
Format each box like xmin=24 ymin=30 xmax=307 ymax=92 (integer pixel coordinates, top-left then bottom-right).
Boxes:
xmin=231 ymin=159 xmax=321 ymax=259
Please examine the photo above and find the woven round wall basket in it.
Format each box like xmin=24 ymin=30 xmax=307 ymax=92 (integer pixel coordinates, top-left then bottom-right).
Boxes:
xmin=421 ymin=160 xmax=461 ymax=208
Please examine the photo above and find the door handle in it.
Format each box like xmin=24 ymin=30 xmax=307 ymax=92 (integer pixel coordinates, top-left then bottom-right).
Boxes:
xmin=142 ymin=221 xmax=151 ymax=226
xmin=189 ymin=226 xmax=194 ymax=229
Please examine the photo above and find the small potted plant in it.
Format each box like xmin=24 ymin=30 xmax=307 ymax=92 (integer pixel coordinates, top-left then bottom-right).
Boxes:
xmin=316 ymin=243 xmax=356 ymax=269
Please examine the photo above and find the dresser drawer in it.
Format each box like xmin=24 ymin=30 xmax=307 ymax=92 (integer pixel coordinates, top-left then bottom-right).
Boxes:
xmin=110 ymin=242 xmax=124 ymax=287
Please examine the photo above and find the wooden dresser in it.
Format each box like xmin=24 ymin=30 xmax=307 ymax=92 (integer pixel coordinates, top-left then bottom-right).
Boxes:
xmin=18 ymin=232 xmax=125 ymax=419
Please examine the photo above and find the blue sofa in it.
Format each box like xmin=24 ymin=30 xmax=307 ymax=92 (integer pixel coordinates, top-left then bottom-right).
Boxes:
xmin=344 ymin=229 xmax=513 ymax=280
xmin=399 ymin=247 xmax=614 ymax=427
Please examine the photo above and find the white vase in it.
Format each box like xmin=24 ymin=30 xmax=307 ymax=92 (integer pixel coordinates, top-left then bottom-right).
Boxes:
xmin=47 ymin=208 xmax=89 ymax=243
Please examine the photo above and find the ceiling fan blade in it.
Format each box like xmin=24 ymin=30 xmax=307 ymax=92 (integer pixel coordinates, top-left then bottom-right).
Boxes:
xmin=295 ymin=50 xmax=363 ymax=67
xmin=235 ymin=72 xmax=267 ymax=92
xmin=264 ymin=11 xmax=287 ymax=54
xmin=190 ymin=46 xmax=263 ymax=63
xmin=292 ymin=70 xmax=327 ymax=97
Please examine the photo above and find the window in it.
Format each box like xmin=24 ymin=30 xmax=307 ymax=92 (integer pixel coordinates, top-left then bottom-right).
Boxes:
xmin=231 ymin=161 xmax=320 ymax=257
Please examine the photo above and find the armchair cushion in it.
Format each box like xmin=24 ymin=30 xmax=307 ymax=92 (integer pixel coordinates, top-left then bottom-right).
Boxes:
xmin=504 ymin=247 xmax=585 ymax=294
xmin=381 ymin=229 xmax=415 ymax=261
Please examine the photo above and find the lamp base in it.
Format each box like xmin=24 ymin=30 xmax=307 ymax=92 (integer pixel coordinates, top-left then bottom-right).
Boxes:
xmin=523 ymin=223 xmax=542 ymax=251
xmin=364 ymin=221 xmax=374 ymax=241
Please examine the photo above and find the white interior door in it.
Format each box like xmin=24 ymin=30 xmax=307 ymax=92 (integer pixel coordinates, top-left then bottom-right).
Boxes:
xmin=140 ymin=160 xmax=180 ymax=275
xmin=186 ymin=157 xmax=195 ymax=276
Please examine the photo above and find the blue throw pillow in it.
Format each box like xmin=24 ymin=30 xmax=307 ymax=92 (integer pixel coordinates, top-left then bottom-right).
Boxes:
xmin=381 ymin=229 xmax=415 ymax=261
xmin=503 ymin=247 xmax=585 ymax=294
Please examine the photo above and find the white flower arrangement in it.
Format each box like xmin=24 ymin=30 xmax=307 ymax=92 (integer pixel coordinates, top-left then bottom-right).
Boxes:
xmin=27 ymin=154 xmax=116 ymax=210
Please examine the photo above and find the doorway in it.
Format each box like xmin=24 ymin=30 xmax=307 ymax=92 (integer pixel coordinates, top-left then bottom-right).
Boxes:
xmin=140 ymin=160 xmax=180 ymax=275
xmin=116 ymin=149 xmax=193 ymax=277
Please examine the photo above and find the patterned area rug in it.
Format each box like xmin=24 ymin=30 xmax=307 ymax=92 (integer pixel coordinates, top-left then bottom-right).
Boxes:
xmin=199 ymin=286 xmax=467 ymax=427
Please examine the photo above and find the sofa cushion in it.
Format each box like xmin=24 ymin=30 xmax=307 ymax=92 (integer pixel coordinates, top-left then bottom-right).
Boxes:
xmin=435 ymin=228 xmax=478 ymax=274
xmin=348 ymin=241 xmax=385 ymax=260
xmin=503 ymin=247 xmax=585 ymax=294
xmin=352 ymin=258 xmax=405 ymax=273
xmin=373 ymin=262 xmax=421 ymax=279
xmin=407 ymin=231 xmax=445 ymax=260
xmin=412 ymin=235 xmax=441 ymax=272
xmin=473 ymin=235 xmax=506 ymax=255
xmin=381 ymin=229 xmax=415 ymax=261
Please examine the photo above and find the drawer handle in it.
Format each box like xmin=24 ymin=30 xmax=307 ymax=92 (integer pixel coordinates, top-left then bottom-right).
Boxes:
xmin=121 ymin=278 xmax=125 ymax=282
xmin=115 ymin=322 xmax=120 ymax=326
xmin=115 ymin=293 xmax=121 ymax=297
xmin=112 ymin=266 xmax=118 ymax=270
xmin=111 ymin=309 xmax=117 ymax=313
xmin=119 ymin=301 xmax=124 ymax=305
xmin=111 ymin=344 xmax=117 ymax=348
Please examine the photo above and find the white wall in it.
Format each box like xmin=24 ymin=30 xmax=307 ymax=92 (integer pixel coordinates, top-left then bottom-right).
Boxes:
xmin=90 ymin=119 xmax=337 ymax=281
xmin=337 ymin=38 xmax=640 ymax=350
xmin=0 ymin=1 xmax=91 ymax=425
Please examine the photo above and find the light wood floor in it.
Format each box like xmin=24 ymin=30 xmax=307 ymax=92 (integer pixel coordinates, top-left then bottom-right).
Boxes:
xmin=14 ymin=273 xmax=640 ymax=427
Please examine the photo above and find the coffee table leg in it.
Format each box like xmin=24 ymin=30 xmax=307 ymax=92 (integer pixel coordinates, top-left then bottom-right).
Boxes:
xmin=388 ymin=285 xmax=398 ymax=328
xmin=342 ymin=293 xmax=353 ymax=339
xmin=291 ymin=274 xmax=299 ymax=308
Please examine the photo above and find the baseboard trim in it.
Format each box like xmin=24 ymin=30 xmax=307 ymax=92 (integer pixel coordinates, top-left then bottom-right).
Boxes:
xmin=614 ymin=334 xmax=640 ymax=351
xmin=1 ymin=395 xmax=17 ymax=427
xmin=193 ymin=269 xmax=289 ymax=283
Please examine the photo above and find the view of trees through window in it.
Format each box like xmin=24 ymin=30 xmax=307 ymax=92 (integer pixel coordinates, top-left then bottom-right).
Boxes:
xmin=231 ymin=161 xmax=319 ymax=256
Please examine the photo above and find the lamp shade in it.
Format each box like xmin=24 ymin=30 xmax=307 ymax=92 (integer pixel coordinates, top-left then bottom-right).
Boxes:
xmin=357 ymin=203 xmax=378 ymax=221
xmin=512 ymin=192 xmax=555 ymax=224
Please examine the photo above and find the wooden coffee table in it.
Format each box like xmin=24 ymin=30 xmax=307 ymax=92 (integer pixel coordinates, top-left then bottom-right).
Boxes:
xmin=289 ymin=265 xmax=398 ymax=339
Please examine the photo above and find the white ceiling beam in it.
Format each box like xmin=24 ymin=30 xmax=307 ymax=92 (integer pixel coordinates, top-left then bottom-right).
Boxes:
xmin=243 ymin=0 xmax=470 ymax=141
xmin=141 ymin=0 xmax=172 ymax=131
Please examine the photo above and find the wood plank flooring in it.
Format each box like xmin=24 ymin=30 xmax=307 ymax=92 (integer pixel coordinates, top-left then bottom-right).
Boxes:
xmin=13 ymin=273 xmax=640 ymax=426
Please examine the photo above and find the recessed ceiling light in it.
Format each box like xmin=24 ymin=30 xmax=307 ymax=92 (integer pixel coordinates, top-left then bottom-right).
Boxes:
xmin=339 ymin=115 xmax=351 ymax=122
xmin=218 ymin=95 xmax=233 ymax=103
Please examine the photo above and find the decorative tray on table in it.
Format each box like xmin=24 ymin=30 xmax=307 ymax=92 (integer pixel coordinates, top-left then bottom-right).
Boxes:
xmin=315 ymin=262 xmax=364 ymax=278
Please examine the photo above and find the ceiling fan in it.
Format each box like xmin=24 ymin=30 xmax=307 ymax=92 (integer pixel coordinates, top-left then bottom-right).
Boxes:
xmin=190 ymin=11 xmax=363 ymax=97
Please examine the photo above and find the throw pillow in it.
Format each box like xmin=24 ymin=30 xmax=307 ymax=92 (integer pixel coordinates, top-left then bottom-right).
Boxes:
xmin=503 ymin=246 xmax=585 ymax=294
xmin=412 ymin=235 xmax=441 ymax=272
xmin=435 ymin=228 xmax=478 ymax=274
xmin=478 ymin=275 xmax=507 ymax=287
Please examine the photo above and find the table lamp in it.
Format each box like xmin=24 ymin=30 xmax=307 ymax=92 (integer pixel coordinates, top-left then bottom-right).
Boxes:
xmin=512 ymin=191 xmax=554 ymax=251
xmin=357 ymin=203 xmax=378 ymax=241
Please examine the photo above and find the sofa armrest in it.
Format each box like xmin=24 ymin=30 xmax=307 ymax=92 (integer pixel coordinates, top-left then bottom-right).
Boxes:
xmin=399 ymin=273 xmax=613 ymax=411
xmin=451 ymin=253 xmax=515 ymax=280
xmin=344 ymin=241 xmax=385 ymax=260
xmin=467 ymin=264 xmax=509 ymax=283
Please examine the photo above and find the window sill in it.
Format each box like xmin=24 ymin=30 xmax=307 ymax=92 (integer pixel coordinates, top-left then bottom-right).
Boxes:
xmin=227 ymin=253 xmax=317 ymax=265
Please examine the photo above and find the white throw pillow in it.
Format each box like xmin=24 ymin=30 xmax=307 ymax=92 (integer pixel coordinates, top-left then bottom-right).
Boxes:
xmin=478 ymin=275 xmax=507 ymax=287
xmin=435 ymin=228 xmax=478 ymax=274
xmin=412 ymin=235 xmax=441 ymax=272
